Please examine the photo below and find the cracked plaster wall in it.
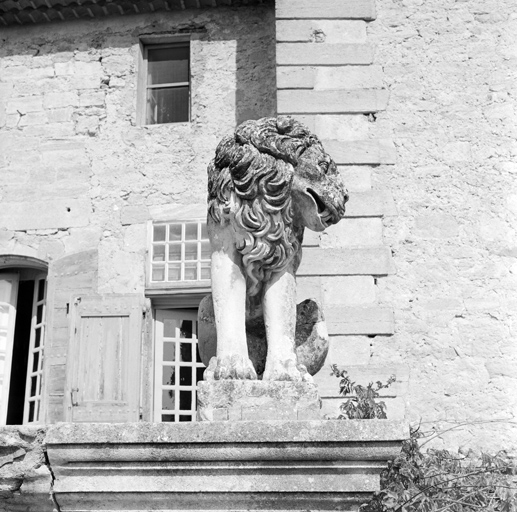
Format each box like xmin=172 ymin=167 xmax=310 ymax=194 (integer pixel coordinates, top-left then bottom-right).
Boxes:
xmin=368 ymin=0 xmax=517 ymax=451
xmin=0 ymin=6 xmax=276 ymax=294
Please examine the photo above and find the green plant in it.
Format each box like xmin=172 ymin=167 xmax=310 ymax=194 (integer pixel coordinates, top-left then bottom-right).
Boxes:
xmin=330 ymin=364 xmax=396 ymax=419
xmin=360 ymin=426 xmax=517 ymax=512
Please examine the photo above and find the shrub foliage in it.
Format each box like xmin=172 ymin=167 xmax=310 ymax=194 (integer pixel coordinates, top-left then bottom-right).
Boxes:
xmin=360 ymin=427 xmax=517 ymax=512
xmin=330 ymin=365 xmax=517 ymax=512
xmin=330 ymin=364 xmax=396 ymax=419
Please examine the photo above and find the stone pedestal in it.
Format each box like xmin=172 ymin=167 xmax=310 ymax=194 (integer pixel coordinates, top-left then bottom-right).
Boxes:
xmin=45 ymin=420 xmax=407 ymax=512
xmin=197 ymin=380 xmax=322 ymax=421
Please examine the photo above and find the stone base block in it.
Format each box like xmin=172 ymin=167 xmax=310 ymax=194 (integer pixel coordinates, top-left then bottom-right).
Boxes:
xmin=45 ymin=420 xmax=408 ymax=512
xmin=197 ymin=380 xmax=322 ymax=421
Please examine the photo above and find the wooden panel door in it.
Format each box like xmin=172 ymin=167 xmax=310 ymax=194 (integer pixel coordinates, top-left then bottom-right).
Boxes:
xmin=66 ymin=295 xmax=143 ymax=423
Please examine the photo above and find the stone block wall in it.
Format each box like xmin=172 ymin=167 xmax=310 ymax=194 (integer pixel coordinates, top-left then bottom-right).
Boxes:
xmin=367 ymin=0 xmax=517 ymax=450
xmin=0 ymin=5 xmax=276 ymax=423
xmin=275 ymin=0 xmax=405 ymax=420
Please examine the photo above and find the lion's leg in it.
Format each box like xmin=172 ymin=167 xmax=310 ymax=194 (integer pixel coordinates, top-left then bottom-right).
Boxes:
xmin=261 ymin=268 xmax=312 ymax=382
xmin=204 ymin=220 xmax=257 ymax=380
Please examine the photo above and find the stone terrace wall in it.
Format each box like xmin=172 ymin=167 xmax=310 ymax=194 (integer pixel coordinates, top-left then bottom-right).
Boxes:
xmin=0 ymin=5 xmax=276 ymax=294
xmin=369 ymin=0 xmax=517 ymax=451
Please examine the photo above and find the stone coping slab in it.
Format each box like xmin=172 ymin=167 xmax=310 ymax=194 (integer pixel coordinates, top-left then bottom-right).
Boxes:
xmin=45 ymin=419 xmax=407 ymax=444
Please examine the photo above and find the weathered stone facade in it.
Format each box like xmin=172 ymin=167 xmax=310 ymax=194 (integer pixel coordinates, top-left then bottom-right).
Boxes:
xmin=0 ymin=5 xmax=276 ymax=275
xmin=0 ymin=0 xmax=515 ymax=454
xmin=368 ymin=0 xmax=517 ymax=450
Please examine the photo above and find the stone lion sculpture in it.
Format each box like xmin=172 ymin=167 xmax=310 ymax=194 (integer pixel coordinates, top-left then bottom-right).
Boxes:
xmin=198 ymin=116 xmax=348 ymax=381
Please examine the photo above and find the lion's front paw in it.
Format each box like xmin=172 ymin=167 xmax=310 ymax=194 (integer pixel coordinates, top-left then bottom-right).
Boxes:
xmin=203 ymin=354 xmax=258 ymax=381
xmin=262 ymin=358 xmax=313 ymax=382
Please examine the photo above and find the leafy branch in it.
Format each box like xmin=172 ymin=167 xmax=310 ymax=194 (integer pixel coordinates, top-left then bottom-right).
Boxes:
xmin=330 ymin=364 xmax=396 ymax=420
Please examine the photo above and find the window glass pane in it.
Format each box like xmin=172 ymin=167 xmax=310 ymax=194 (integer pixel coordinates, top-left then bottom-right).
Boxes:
xmin=185 ymin=223 xmax=198 ymax=240
xmin=146 ymin=87 xmax=189 ymax=125
xmin=200 ymin=263 xmax=211 ymax=280
xmin=179 ymin=415 xmax=191 ymax=422
xmin=179 ymin=390 xmax=192 ymax=411
xmin=179 ymin=342 xmax=192 ymax=362
xmin=36 ymin=305 xmax=43 ymax=324
xmin=30 ymin=376 xmax=37 ymax=396
xmin=162 ymin=390 xmax=175 ymax=410
xmin=28 ymin=401 xmax=35 ymax=422
xmin=162 ymin=365 xmax=176 ymax=386
xmin=164 ymin=319 xmax=180 ymax=338
xmin=153 ymin=244 xmax=165 ymax=262
xmin=37 ymin=279 xmax=45 ymax=302
xmin=168 ymin=244 xmax=182 ymax=261
xmin=201 ymin=241 xmax=210 ymax=260
xmin=163 ymin=342 xmax=176 ymax=361
xmin=153 ymin=225 xmax=166 ymax=242
xmin=35 ymin=328 xmax=41 ymax=348
xmin=32 ymin=351 xmax=39 ymax=373
xmin=184 ymin=242 xmax=197 ymax=260
xmin=179 ymin=366 xmax=192 ymax=386
xmin=168 ymin=263 xmax=181 ymax=282
xmin=196 ymin=367 xmax=205 ymax=383
xmin=162 ymin=414 xmax=175 ymax=422
xmin=36 ymin=400 xmax=40 ymax=422
xmin=201 ymin=223 xmax=208 ymax=240
xmin=180 ymin=321 xmax=193 ymax=339
xmin=152 ymin=265 xmax=165 ymax=282
xmin=184 ymin=263 xmax=197 ymax=281
xmin=169 ymin=224 xmax=182 ymax=242
xmin=147 ymin=46 xmax=189 ymax=86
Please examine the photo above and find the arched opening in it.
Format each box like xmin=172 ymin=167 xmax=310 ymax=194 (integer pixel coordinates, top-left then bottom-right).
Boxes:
xmin=0 ymin=256 xmax=48 ymax=425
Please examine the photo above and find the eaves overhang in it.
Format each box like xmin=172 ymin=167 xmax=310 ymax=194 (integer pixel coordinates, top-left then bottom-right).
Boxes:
xmin=0 ymin=0 xmax=272 ymax=27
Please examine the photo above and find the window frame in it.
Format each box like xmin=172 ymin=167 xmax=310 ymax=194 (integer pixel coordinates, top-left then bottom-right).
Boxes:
xmin=145 ymin=218 xmax=212 ymax=296
xmin=137 ymin=35 xmax=192 ymax=126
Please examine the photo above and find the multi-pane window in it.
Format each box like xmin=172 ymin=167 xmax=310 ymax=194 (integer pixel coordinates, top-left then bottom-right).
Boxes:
xmin=144 ymin=43 xmax=190 ymax=125
xmin=151 ymin=221 xmax=211 ymax=283
xmin=24 ymin=277 xmax=46 ymax=424
xmin=154 ymin=310 xmax=205 ymax=422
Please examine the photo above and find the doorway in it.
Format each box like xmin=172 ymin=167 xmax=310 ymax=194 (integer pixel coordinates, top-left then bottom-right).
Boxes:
xmin=0 ymin=271 xmax=46 ymax=425
xmin=153 ymin=308 xmax=206 ymax=422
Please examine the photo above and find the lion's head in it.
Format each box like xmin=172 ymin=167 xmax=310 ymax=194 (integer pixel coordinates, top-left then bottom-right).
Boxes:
xmin=207 ymin=116 xmax=348 ymax=296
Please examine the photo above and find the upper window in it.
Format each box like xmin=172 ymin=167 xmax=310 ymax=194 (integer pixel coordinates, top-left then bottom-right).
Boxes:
xmin=142 ymin=42 xmax=190 ymax=125
xmin=150 ymin=221 xmax=211 ymax=284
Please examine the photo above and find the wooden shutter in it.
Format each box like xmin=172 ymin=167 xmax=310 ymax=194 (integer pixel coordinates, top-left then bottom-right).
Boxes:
xmin=66 ymin=295 xmax=143 ymax=423
xmin=44 ymin=250 xmax=98 ymax=423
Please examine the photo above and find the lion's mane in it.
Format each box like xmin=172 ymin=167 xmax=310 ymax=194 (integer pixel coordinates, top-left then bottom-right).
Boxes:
xmin=207 ymin=117 xmax=323 ymax=297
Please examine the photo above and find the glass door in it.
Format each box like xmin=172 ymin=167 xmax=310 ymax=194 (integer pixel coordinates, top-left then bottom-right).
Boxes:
xmin=0 ymin=274 xmax=19 ymax=424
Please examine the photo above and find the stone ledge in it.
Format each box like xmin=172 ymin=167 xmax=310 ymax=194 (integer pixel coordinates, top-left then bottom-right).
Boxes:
xmin=45 ymin=420 xmax=407 ymax=510
xmin=45 ymin=419 xmax=407 ymax=445
xmin=277 ymin=43 xmax=373 ymax=66
xmin=276 ymin=0 xmax=376 ymax=20
xmin=323 ymin=139 xmax=397 ymax=165
xmin=298 ymin=247 xmax=395 ymax=276
xmin=326 ymin=307 xmax=395 ymax=335
xmin=278 ymin=89 xmax=387 ymax=114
